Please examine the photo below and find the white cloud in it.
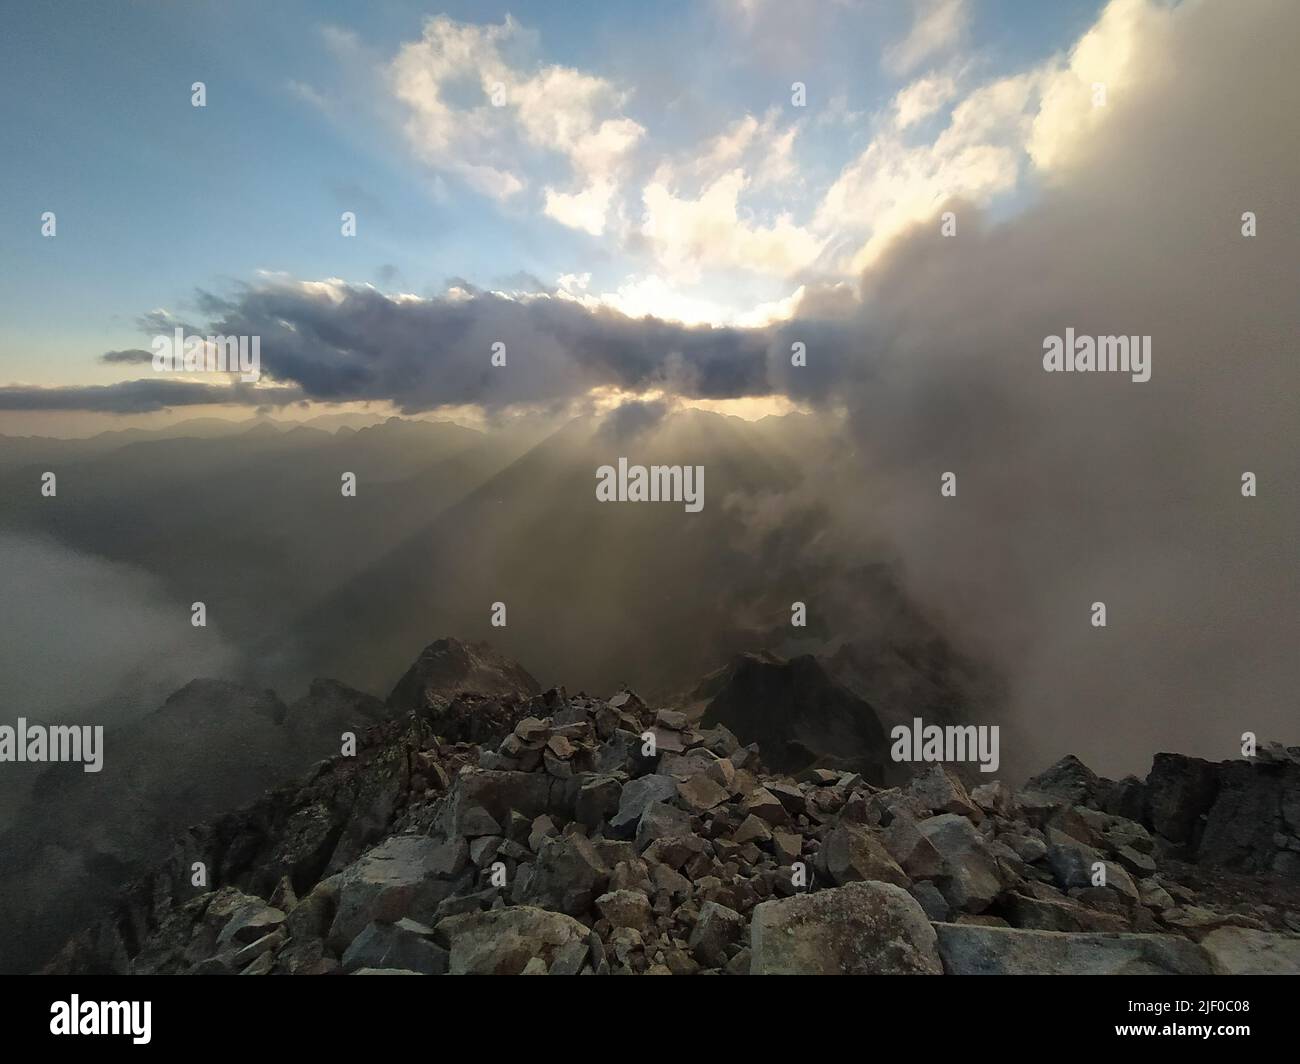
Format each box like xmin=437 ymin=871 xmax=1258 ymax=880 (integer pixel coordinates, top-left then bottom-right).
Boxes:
xmin=641 ymin=169 xmax=823 ymax=282
xmin=891 ymin=72 xmax=958 ymax=130
xmin=884 ymin=0 xmax=968 ymax=76
xmin=820 ymin=0 xmax=1185 ymax=273
xmin=389 ymin=15 xmax=644 ymax=230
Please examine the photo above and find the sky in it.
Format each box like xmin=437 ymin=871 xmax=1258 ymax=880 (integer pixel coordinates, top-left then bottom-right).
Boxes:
xmin=0 ymin=0 xmax=1107 ymax=428
xmin=0 ymin=0 xmax=1296 ymax=770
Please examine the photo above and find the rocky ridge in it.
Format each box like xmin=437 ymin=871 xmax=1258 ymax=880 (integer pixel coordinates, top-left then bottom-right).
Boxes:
xmin=44 ymin=679 xmax=1300 ymax=976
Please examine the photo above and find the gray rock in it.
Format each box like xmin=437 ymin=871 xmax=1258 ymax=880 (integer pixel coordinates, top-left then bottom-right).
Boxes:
xmin=917 ymin=814 xmax=1002 ymax=913
xmin=883 ymin=814 xmax=945 ymax=879
xmin=1145 ymin=753 xmax=1219 ymax=845
xmin=342 ymin=919 xmax=449 ymax=974
xmin=751 ymin=881 xmax=942 ymax=975
xmin=1200 ymin=927 xmax=1300 ymax=974
xmin=327 ymin=836 xmax=457 ymax=950
xmin=611 ymin=774 xmax=679 ymax=834
xmin=907 ymin=766 xmax=981 ymax=819
xmin=817 ymin=823 xmax=909 ymax=888
xmin=934 ymin=924 xmax=1213 ymax=974
xmin=215 ymin=899 xmax=286 ymax=950
xmin=689 ymin=900 xmax=746 ymax=968
xmin=436 ymin=906 xmax=592 ymax=975
xmin=909 ymin=880 xmax=951 ymax=922
xmin=520 ymin=833 xmax=609 ymax=915
xmin=596 ymin=889 xmax=655 ymax=936
xmin=636 ymin=801 xmax=694 ymax=851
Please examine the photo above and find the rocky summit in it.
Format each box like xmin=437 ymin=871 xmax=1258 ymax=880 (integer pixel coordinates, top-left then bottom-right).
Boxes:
xmin=42 ymin=654 xmax=1300 ymax=976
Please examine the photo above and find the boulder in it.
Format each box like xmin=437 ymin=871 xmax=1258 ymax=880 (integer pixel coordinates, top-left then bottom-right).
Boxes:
xmin=341 ymin=918 xmax=448 ymax=975
xmin=611 ymin=774 xmax=679 ymax=834
xmin=750 ymin=881 xmax=942 ymax=975
xmin=327 ymin=836 xmax=458 ymax=950
xmin=435 ymin=906 xmax=592 ymax=975
xmin=817 ymin=823 xmax=909 ymax=888
xmin=934 ymin=924 xmax=1213 ymax=975
xmin=1200 ymin=927 xmax=1300 ymax=975
xmin=917 ymin=814 xmax=1002 ymax=913
xmin=688 ymin=901 xmax=746 ymax=968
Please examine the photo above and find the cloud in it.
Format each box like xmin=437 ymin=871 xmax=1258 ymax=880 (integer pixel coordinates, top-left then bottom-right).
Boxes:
xmin=0 ymin=379 xmax=304 ymax=413
xmin=641 ymin=170 xmax=822 ymax=282
xmin=55 ymin=277 xmax=779 ymax=415
xmin=803 ymin=0 xmax=1300 ymax=772
xmin=98 ymin=349 xmax=154 ymax=365
xmin=388 ymin=15 xmax=644 ymax=232
xmin=884 ymin=0 xmax=968 ymax=76
xmin=891 ymin=72 xmax=958 ymax=130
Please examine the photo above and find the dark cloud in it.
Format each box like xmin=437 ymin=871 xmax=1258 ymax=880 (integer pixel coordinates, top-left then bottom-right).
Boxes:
xmin=0 ymin=379 xmax=304 ymax=413
xmin=173 ymin=282 xmax=778 ymax=413
xmin=98 ymin=349 xmax=154 ymax=365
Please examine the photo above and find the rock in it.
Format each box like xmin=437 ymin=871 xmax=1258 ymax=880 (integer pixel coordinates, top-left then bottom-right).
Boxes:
xmin=611 ymin=774 xmax=679 ymax=834
xmin=771 ymin=831 xmax=803 ymax=865
xmin=1198 ymin=758 xmax=1300 ymax=874
xmin=327 ymin=836 xmax=457 ymax=950
xmin=436 ymin=906 xmax=592 ymax=975
xmin=521 ymin=834 xmax=609 ymax=915
xmin=907 ymin=766 xmax=981 ymax=820
xmin=675 ymin=774 xmax=730 ymax=813
xmin=750 ymin=881 xmax=942 ymax=975
xmin=215 ymin=899 xmax=286 ymax=950
xmin=1138 ymin=878 xmax=1176 ymax=909
xmin=883 ymin=814 xmax=945 ymax=879
xmin=438 ymin=770 xmax=558 ymax=839
xmin=744 ymin=788 xmax=792 ymax=827
xmin=342 ymin=919 xmax=449 ymax=974
xmin=688 ymin=901 xmax=746 ymax=968
xmin=934 ymin=924 xmax=1214 ymax=975
xmin=232 ymin=928 xmax=285 ymax=970
xmin=917 ymin=814 xmax=1002 ymax=913
xmin=909 ymin=880 xmax=951 ymax=922
xmin=240 ymin=951 xmax=275 ymax=975
xmin=733 ymin=814 xmax=772 ymax=846
xmin=1004 ymin=893 xmax=1128 ymax=933
xmin=1001 ymin=832 xmax=1048 ymax=864
xmin=1045 ymin=835 xmax=1138 ymax=901
xmin=386 ymin=638 xmax=541 ymax=709
xmin=1114 ymin=844 xmax=1157 ymax=876
xmin=1024 ymin=755 xmax=1104 ymax=806
xmin=596 ymin=890 xmax=654 ymax=936
xmin=970 ymin=780 xmax=1017 ymax=816
xmin=1145 ymin=753 xmax=1219 ymax=845
xmin=636 ymin=802 xmax=694 ymax=851
xmin=765 ymin=782 xmax=806 ymax=816
xmin=817 ymin=823 xmax=908 ymax=888
xmin=1200 ymin=928 xmax=1300 ymax=975
xmin=656 ymin=710 xmax=690 ymax=731
xmin=528 ymin=814 xmax=559 ymax=852
xmin=574 ymin=775 xmax=623 ymax=829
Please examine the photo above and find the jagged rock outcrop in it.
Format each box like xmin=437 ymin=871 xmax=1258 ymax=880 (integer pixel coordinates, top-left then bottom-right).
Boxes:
xmin=698 ymin=652 xmax=889 ymax=782
xmin=1030 ymin=746 xmax=1300 ymax=877
xmin=387 ymin=638 xmax=541 ymax=711
xmin=0 ymin=675 xmax=391 ymax=974
xmin=43 ymin=665 xmax=1300 ymax=976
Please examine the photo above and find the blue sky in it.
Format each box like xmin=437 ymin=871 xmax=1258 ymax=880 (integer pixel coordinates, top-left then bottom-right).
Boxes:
xmin=1 ymin=0 xmax=1108 ymax=403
